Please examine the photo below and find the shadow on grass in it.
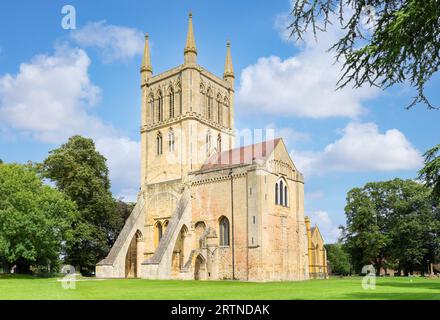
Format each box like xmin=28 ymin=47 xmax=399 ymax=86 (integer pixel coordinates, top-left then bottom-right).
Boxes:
xmin=343 ymin=292 xmax=440 ymax=300
xmin=377 ymin=281 xmax=440 ymax=290
xmin=0 ymin=273 xmax=60 ymax=280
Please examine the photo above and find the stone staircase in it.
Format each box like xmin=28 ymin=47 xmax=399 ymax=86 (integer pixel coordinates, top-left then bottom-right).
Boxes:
xmin=96 ymin=192 xmax=147 ymax=278
xmin=140 ymin=187 xmax=192 ymax=279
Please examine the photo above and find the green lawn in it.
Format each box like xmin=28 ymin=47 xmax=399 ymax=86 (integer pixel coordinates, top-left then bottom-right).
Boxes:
xmin=1 ymin=275 xmax=440 ymax=300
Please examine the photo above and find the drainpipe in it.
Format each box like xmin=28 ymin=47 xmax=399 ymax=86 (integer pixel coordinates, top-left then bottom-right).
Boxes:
xmin=229 ymin=168 xmax=235 ymax=280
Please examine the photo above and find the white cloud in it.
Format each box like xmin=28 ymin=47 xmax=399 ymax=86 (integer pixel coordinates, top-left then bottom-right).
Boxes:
xmin=309 ymin=210 xmax=341 ymax=243
xmin=0 ymin=45 xmax=140 ymax=200
xmin=70 ymin=21 xmax=144 ymax=63
xmin=236 ymin=53 xmax=377 ymax=118
xmin=293 ymin=122 xmax=423 ymax=176
xmin=237 ymin=5 xmax=379 ymax=119
xmin=0 ymin=45 xmax=108 ymax=143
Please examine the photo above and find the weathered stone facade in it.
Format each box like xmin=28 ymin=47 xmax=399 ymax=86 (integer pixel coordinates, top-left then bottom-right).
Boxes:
xmin=305 ymin=217 xmax=328 ymax=279
xmin=96 ymin=13 xmax=319 ymax=281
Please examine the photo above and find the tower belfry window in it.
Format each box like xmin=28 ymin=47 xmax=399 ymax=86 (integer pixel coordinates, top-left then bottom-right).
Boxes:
xmin=206 ymin=89 xmax=213 ymax=121
xmin=158 ymin=92 xmax=163 ymax=122
xmin=169 ymin=88 xmax=175 ymax=118
xmin=217 ymin=99 xmax=222 ymax=125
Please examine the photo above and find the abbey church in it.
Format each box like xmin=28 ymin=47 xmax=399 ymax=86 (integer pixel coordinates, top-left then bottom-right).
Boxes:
xmin=96 ymin=13 xmax=327 ymax=281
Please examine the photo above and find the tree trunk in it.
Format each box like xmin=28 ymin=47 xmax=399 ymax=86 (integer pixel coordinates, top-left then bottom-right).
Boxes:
xmin=374 ymin=259 xmax=381 ymax=276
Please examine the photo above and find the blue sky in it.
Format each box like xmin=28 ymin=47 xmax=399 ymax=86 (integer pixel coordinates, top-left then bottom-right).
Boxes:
xmin=0 ymin=0 xmax=439 ymax=242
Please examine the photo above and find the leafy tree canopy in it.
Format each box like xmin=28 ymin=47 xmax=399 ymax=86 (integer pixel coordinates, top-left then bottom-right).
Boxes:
xmin=324 ymin=243 xmax=352 ymax=275
xmin=419 ymin=144 xmax=440 ymax=201
xmin=288 ymin=0 xmax=440 ymax=109
xmin=0 ymin=163 xmax=78 ymax=273
xmin=341 ymin=178 xmax=439 ymax=275
xmin=40 ymin=136 xmax=123 ymax=272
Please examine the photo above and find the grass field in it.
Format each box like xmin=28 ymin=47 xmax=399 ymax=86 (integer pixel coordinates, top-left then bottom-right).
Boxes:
xmin=1 ymin=275 xmax=440 ymax=300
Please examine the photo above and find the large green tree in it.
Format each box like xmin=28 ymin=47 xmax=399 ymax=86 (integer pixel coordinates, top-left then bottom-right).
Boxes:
xmin=40 ymin=136 xmax=123 ymax=273
xmin=324 ymin=243 xmax=352 ymax=275
xmin=288 ymin=0 xmax=440 ymax=109
xmin=341 ymin=179 xmax=439 ymax=275
xmin=385 ymin=180 xmax=439 ymax=275
xmin=419 ymin=144 xmax=440 ymax=201
xmin=0 ymin=163 xmax=77 ymax=273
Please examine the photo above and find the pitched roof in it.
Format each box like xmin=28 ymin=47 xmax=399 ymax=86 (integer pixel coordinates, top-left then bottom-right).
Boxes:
xmin=200 ymin=138 xmax=281 ymax=171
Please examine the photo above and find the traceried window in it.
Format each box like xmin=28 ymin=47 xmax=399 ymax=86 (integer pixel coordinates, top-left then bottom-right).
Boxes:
xmin=275 ymin=178 xmax=288 ymax=206
xmin=219 ymin=216 xmax=230 ymax=246
xmin=168 ymin=128 xmax=175 ymax=152
xmin=156 ymin=132 xmax=163 ymax=155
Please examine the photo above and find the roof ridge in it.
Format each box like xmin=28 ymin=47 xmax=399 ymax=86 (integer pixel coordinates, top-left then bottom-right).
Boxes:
xmin=201 ymin=138 xmax=281 ymax=171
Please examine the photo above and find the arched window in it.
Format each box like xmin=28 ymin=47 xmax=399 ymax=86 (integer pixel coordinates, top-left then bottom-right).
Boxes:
xmin=169 ymin=88 xmax=175 ymax=118
xmin=280 ymin=180 xmax=284 ymax=205
xmin=217 ymin=98 xmax=222 ymax=125
xmin=168 ymin=128 xmax=175 ymax=152
xmin=149 ymin=95 xmax=155 ymax=123
xmin=156 ymin=132 xmax=163 ymax=155
xmin=200 ymin=84 xmax=206 ymax=116
xmin=179 ymin=89 xmax=182 ymax=114
xmin=158 ymin=223 xmax=163 ymax=241
xmin=217 ymin=134 xmax=222 ymax=153
xmin=206 ymin=130 xmax=212 ymax=154
xmin=224 ymin=97 xmax=230 ymax=127
xmin=219 ymin=216 xmax=230 ymax=246
xmin=157 ymin=91 xmax=163 ymax=122
xmin=275 ymin=178 xmax=288 ymax=206
xmin=207 ymin=89 xmax=213 ymax=120
xmin=155 ymin=222 xmax=163 ymax=248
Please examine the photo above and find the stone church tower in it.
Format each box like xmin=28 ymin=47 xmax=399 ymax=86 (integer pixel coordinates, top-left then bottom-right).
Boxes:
xmin=96 ymin=13 xmax=311 ymax=281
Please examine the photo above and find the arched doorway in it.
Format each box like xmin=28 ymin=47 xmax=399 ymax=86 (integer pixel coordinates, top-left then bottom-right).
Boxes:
xmin=125 ymin=230 xmax=143 ymax=278
xmin=171 ymin=225 xmax=188 ymax=277
xmin=194 ymin=255 xmax=207 ymax=280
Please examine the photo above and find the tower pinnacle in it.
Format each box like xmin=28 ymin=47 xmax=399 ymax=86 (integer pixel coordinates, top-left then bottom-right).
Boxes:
xmin=223 ymin=41 xmax=234 ymax=86
xmin=184 ymin=12 xmax=197 ymax=64
xmin=141 ymin=33 xmax=153 ymax=80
